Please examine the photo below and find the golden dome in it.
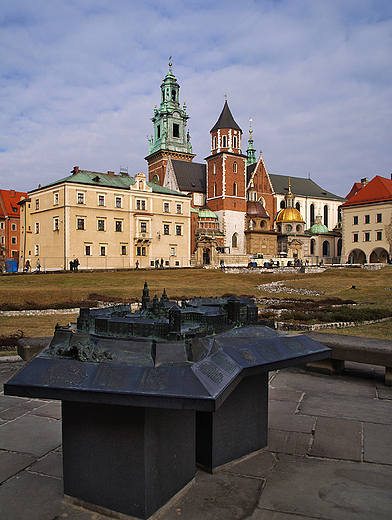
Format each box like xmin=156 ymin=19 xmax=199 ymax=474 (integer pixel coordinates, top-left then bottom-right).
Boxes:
xmin=276 ymin=207 xmax=304 ymax=223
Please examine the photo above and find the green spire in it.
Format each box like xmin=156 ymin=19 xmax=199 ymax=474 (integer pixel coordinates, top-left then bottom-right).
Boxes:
xmin=246 ymin=118 xmax=256 ymax=166
xmin=148 ymin=58 xmax=192 ymax=156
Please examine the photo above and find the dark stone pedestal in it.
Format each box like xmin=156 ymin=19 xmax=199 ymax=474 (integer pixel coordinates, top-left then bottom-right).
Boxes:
xmin=62 ymin=401 xmax=195 ymax=520
xmin=196 ymin=373 xmax=268 ymax=472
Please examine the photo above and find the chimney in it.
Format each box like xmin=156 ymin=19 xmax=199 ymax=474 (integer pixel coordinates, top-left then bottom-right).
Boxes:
xmin=107 ymin=171 xmax=115 ymax=176
xmin=73 ymin=166 xmax=79 ymax=174
xmin=361 ymin=177 xmax=368 ymax=187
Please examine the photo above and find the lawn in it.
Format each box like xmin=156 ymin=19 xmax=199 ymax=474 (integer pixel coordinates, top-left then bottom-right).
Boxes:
xmin=0 ymin=266 xmax=391 ymax=339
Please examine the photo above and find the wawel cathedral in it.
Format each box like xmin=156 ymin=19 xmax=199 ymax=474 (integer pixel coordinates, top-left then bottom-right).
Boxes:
xmin=146 ymin=62 xmax=345 ymax=266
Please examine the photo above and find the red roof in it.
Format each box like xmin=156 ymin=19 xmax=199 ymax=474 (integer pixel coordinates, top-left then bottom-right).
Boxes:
xmin=0 ymin=190 xmax=27 ymax=218
xmin=345 ymin=182 xmax=362 ymax=201
xmin=340 ymin=176 xmax=392 ymax=207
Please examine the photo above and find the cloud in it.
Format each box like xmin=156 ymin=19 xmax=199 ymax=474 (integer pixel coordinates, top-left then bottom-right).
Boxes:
xmin=0 ymin=0 xmax=391 ymax=198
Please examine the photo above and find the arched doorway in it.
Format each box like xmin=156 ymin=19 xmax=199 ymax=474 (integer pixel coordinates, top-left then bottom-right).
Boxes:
xmin=322 ymin=240 xmax=330 ymax=257
xmin=369 ymin=247 xmax=389 ymax=263
xmin=348 ymin=249 xmax=366 ymax=264
xmin=203 ymin=248 xmax=210 ymax=265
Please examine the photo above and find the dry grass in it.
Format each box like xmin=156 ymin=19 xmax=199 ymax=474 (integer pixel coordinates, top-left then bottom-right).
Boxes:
xmin=0 ymin=267 xmax=391 ymax=339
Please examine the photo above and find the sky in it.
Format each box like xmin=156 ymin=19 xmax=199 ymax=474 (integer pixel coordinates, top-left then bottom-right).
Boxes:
xmin=0 ymin=0 xmax=391 ymax=198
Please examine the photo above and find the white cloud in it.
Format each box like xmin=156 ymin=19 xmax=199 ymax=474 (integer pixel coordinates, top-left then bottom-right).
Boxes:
xmin=0 ymin=0 xmax=391 ymax=198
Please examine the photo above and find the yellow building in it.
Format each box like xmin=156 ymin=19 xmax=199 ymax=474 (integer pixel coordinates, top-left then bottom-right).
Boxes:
xmin=19 ymin=168 xmax=191 ymax=271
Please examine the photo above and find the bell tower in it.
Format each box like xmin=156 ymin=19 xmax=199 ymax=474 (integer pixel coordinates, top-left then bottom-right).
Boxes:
xmin=205 ymin=100 xmax=247 ymax=254
xmin=145 ymin=58 xmax=195 ymax=185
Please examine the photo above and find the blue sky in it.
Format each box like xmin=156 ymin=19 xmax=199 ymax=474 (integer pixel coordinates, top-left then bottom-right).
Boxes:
xmin=0 ymin=0 xmax=391 ymax=197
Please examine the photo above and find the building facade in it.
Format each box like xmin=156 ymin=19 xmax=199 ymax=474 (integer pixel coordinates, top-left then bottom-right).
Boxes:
xmin=20 ymin=169 xmax=191 ymax=271
xmin=340 ymin=175 xmax=392 ymax=264
xmin=0 ymin=189 xmax=27 ymax=269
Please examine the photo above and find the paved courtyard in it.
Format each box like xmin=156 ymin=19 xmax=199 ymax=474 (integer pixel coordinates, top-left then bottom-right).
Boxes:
xmin=1 ymin=359 xmax=391 ymax=520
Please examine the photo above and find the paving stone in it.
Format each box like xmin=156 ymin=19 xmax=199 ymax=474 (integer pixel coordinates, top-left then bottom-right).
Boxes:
xmin=298 ymin=394 xmax=392 ymax=424
xmin=266 ymin=431 xmax=310 ymax=456
xmin=257 ymin=454 xmax=392 ymax=520
xmin=31 ymin=401 xmax=62 ymax=420
xmin=0 ymin=362 xmax=24 ymax=386
xmin=30 ymin=451 xmax=63 ymax=478
xmin=0 ymin=394 xmax=22 ymax=413
xmin=268 ymin=413 xmax=315 ymax=434
xmin=310 ymin=417 xmax=362 ymax=461
xmin=0 ymin=414 xmax=61 ymax=457
xmin=269 ymin=400 xmax=299 ymax=415
xmin=273 ymin=367 xmax=377 ymax=398
xmin=0 ymin=399 xmax=45 ymax=421
xmin=249 ymin=510 xmax=316 ymax=519
xmin=363 ymin=423 xmax=392 ymax=465
xmin=0 ymin=451 xmax=35 ymax=484
xmin=224 ymin=450 xmax=276 ymax=478
xmin=268 ymin=388 xmax=304 ymax=402
xmin=375 ymin=383 xmax=392 ymax=400
xmin=159 ymin=470 xmax=263 ymax=520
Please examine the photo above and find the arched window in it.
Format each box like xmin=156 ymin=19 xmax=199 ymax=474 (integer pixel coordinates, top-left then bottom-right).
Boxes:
xmin=310 ymin=204 xmax=315 ymax=226
xmin=213 ymin=136 xmax=217 ymax=150
xmin=213 ymin=163 xmax=216 ymax=175
xmin=280 ymin=200 xmax=285 ymax=209
xmin=310 ymin=239 xmax=315 ymax=255
xmin=324 ymin=205 xmax=328 ymax=228
xmin=337 ymin=238 xmax=342 ymax=257
xmin=233 ymin=182 xmax=237 ymax=196
xmin=171 ymin=89 xmax=176 ymax=102
xmin=232 ymin=233 xmax=238 ymax=248
xmin=296 ymin=202 xmax=300 ymax=211
xmin=213 ymin=183 xmax=217 ymax=197
xmin=152 ymin=174 xmax=159 ymax=185
xmin=233 ymin=161 xmax=237 ymax=173
xmin=233 ymin=136 xmax=237 ymax=148
xmin=222 ymin=135 xmax=227 ymax=148
xmin=139 ymin=181 xmax=143 ymax=190
xmin=322 ymin=240 xmax=330 ymax=257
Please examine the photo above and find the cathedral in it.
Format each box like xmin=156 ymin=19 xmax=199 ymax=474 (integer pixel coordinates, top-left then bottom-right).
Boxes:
xmin=145 ymin=61 xmax=345 ymax=266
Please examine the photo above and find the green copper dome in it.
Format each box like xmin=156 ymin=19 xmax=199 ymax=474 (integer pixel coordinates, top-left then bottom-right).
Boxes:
xmin=309 ymin=222 xmax=329 ymax=233
xmin=198 ymin=208 xmax=218 ymax=219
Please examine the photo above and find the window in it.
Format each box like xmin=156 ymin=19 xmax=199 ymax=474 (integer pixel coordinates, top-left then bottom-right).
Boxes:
xmin=364 ymin=232 xmax=370 ymax=242
xmin=324 ymin=205 xmax=328 ymax=228
xmin=232 ymin=233 xmax=238 ymax=248
xmin=222 ymin=135 xmax=227 ymax=148
xmin=213 ymin=183 xmax=217 ymax=197
xmin=233 ymin=136 xmax=237 ymax=148
xmin=0 ymin=237 xmax=4 ymax=244
xmin=35 ymin=245 xmax=39 ymax=255
xmin=35 ymin=199 xmax=39 ymax=210
xmin=115 ymin=221 xmax=122 ymax=232
xmin=310 ymin=204 xmax=315 ymax=226
xmin=11 ymin=224 xmax=16 ymax=231
xmin=140 ymin=222 xmax=147 ymax=233
xmin=376 ymin=213 xmax=382 ymax=223
xmin=233 ymin=162 xmax=237 ymax=173
xmin=98 ymin=195 xmax=105 ymax=206
xmin=176 ymin=203 xmax=182 ymax=214
xmin=137 ymin=247 xmax=146 ymax=256
xmin=157 ymin=125 xmax=161 ymax=139
xmin=353 ymin=233 xmax=358 ymax=242
xmin=77 ymin=218 xmax=85 ymax=230
xmin=233 ymin=182 xmax=237 ymax=196
xmin=173 ymin=123 xmax=179 ymax=138
xmin=170 ymin=247 xmax=176 ymax=256
xmin=100 ymin=246 xmax=106 ymax=256
xmin=97 ymin=219 xmax=105 ymax=231
xmin=85 ymin=245 xmax=91 ymax=256
xmin=322 ymin=241 xmax=330 ymax=257
xmin=164 ymin=224 xmax=170 ymax=235
xmin=11 ymin=237 xmax=16 ymax=244
xmin=310 ymin=239 xmax=315 ymax=255
xmin=136 ymin=199 xmax=146 ymax=211
xmin=364 ymin=214 xmax=370 ymax=224
xmin=176 ymin=225 xmax=182 ymax=236
xmin=213 ymin=163 xmax=216 ymax=175
xmin=377 ymin=231 xmax=382 ymax=241
xmin=53 ymin=218 xmax=59 ymax=231
xmin=35 ymin=222 xmax=39 ymax=234
xmin=164 ymin=202 xmax=170 ymax=213
xmin=115 ymin=197 xmax=122 ymax=208
xmin=353 ymin=216 xmax=358 ymax=225
xmin=121 ymin=245 xmax=127 ymax=255
xmin=54 ymin=192 xmax=59 ymax=205
xmin=171 ymin=89 xmax=176 ymax=102
xmin=77 ymin=193 xmax=84 ymax=205
xmin=0 ymin=222 xmax=3 ymax=229
xmin=296 ymin=202 xmax=300 ymax=211
xmin=213 ymin=136 xmax=217 ymax=149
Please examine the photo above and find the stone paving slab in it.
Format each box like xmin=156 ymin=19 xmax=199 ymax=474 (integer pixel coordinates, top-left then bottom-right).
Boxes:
xmin=0 ymin=398 xmax=45 ymax=421
xmin=158 ymin=470 xmax=263 ymax=520
xmin=309 ymin=417 xmax=362 ymax=461
xmin=256 ymin=454 xmax=392 ymax=520
xmin=268 ymin=388 xmax=304 ymax=402
xmin=268 ymin=412 xmax=315 ymax=434
xmin=248 ymin=510 xmax=317 ymax=519
xmin=224 ymin=450 xmax=276 ymax=478
xmin=266 ymin=431 xmax=311 ymax=457
xmin=0 ymin=450 xmax=35 ymax=484
xmin=0 ymin=361 xmax=25 ymax=386
xmin=0 ymin=414 xmax=61 ymax=457
xmin=268 ymin=400 xmax=299 ymax=415
xmin=363 ymin=423 xmax=392 ymax=465
xmin=31 ymin=401 xmax=62 ymax=420
xmin=298 ymin=394 xmax=392 ymax=424
xmin=30 ymin=451 xmax=63 ymax=478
